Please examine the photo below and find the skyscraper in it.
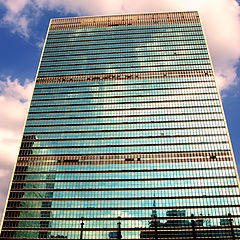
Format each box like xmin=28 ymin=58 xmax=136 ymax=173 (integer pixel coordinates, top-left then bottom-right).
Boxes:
xmin=1 ymin=11 xmax=240 ymax=239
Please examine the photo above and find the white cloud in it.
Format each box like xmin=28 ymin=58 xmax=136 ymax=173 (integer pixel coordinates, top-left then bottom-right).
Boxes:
xmin=0 ymin=76 xmax=34 ymax=223
xmin=1 ymin=0 xmax=29 ymax=13
xmin=0 ymin=0 xmax=31 ymax=37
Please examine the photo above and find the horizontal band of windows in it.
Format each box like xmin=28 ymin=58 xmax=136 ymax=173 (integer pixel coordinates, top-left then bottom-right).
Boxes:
xmin=34 ymin=76 xmax=215 ymax=88
xmin=46 ymin=33 xmax=204 ymax=46
xmin=36 ymin=72 xmax=214 ymax=86
xmin=32 ymin=84 xmax=217 ymax=94
xmin=14 ymin=172 xmax=235 ymax=181
xmin=48 ymin=24 xmax=202 ymax=37
xmin=18 ymin=145 xmax=231 ymax=156
xmin=49 ymin=23 xmax=202 ymax=32
xmin=13 ymin=168 xmax=234 ymax=177
xmin=11 ymin=178 xmax=236 ymax=188
xmin=41 ymin=54 xmax=209 ymax=66
xmin=3 ymin=213 xmax=240 ymax=221
xmin=5 ymin=213 xmax=240 ymax=220
xmin=29 ymin=104 xmax=223 ymax=116
xmin=27 ymin=105 xmax=222 ymax=116
xmin=22 ymin=130 xmax=227 ymax=139
xmin=45 ymin=37 xmax=205 ymax=50
xmin=47 ymin=29 xmax=203 ymax=39
xmin=29 ymin=99 xmax=219 ymax=110
xmin=28 ymin=99 xmax=221 ymax=109
xmin=7 ymin=196 xmax=240 ymax=210
xmin=26 ymin=112 xmax=224 ymax=124
xmin=43 ymin=42 xmax=207 ymax=55
xmin=8 ymin=193 xmax=239 ymax=202
xmin=33 ymin=85 xmax=216 ymax=96
xmin=43 ymin=43 xmax=208 ymax=57
xmin=34 ymin=78 xmax=215 ymax=87
xmin=17 ymin=149 xmax=231 ymax=157
xmin=38 ymin=61 xmax=211 ymax=73
xmin=46 ymin=38 xmax=206 ymax=51
xmin=31 ymin=94 xmax=218 ymax=105
xmin=23 ymin=127 xmax=226 ymax=137
xmin=11 ymin=182 xmax=237 ymax=193
xmin=47 ymin=27 xmax=203 ymax=41
xmin=14 ymin=159 xmax=233 ymax=168
xmin=24 ymin=124 xmax=226 ymax=135
xmin=32 ymin=89 xmax=217 ymax=99
xmin=47 ymin=32 xmax=204 ymax=45
xmin=16 ymin=157 xmax=233 ymax=167
xmin=20 ymin=135 xmax=228 ymax=148
xmin=41 ymin=53 xmax=209 ymax=64
xmin=24 ymin=112 xmax=225 ymax=124
xmin=44 ymin=39 xmax=206 ymax=51
xmin=34 ymin=84 xmax=216 ymax=96
xmin=8 ymin=186 xmax=237 ymax=200
xmin=46 ymin=33 xmax=205 ymax=45
xmin=30 ymin=95 xmax=219 ymax=105
xmin=40 ymin=56 xmax=210 ymax=68
xmin=25 ymin=113 xmax=224 ymax=122
xmin=1 ymin=231 xmax=239 ymax=240
xmin=35 ymin=77 xmax=215 ymax=90
xmin=37 ymin=67 xmax=212 ymax=77
xmin=14 ymin=158 xmax=234 ymax=166
xmin=7 ymin=201 xmax=239 ymax=209
xmin=3 ymin=226 xmax=240 ymax=233
xmin=36 ymin=69 xmax=214 ymax=80
xmin=2 ymin=228 xmax=240 ymax=239
xmin=12 ymin=171 xmax=236 ymax=181
xmin=11 ymin=172 xmax=236 ymax=182
xmin=42 ymin=49 xmax=208 ymax=61
xmin=29 ymin=98 xmax=220 ymax=107
xmin=25 ymin=111 xmax=224 ymax=119
xmin=14 ymin=157 xmax=234 ymax=166
xmin=4 ymin=213 xmax=240 ymax=221
xmin=42 ymin=44 xmax=207 ymax=57
xmin=31 ymin=93 xmax=217 ymax=102
xmin=8 ymin=185 xmax=238 ymax=195
xmin=19 ymin=140 xmax=230 ymax=150
xmin=27 ymin=106 xmax=222 ymax=115
xmin=5 ymin=202 xmax=240 ymax=213
xmin=26 ymin=112 xmax=223 ymax=121
xmin=13 ymin=169 xmax=236 ymax=179
xmin=7 ymin=193 xmax=239 ymax=207
xmin=24 ymin=123 xmax=225 ymax=131
xmin=32 ymin=92 xmax=218 ymax=102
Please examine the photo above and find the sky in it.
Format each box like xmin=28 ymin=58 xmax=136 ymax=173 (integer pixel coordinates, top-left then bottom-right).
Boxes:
xmin=0 ymin=0 xmax=240 ymax=224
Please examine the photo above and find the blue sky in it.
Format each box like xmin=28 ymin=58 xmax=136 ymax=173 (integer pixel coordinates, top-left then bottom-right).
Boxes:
xmin=0 ymin=0 xmax=240 ymax=223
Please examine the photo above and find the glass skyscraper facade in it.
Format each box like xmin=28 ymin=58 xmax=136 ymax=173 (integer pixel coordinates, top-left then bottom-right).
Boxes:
xmin=1 ymin=11 xmax=240 ymax=239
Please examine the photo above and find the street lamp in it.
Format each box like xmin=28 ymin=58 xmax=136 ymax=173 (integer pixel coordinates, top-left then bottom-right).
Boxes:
xmin=117 ymin=216 xmax=122 ymax=240
xmin=80 ymin=216 xmax=84 ymax=240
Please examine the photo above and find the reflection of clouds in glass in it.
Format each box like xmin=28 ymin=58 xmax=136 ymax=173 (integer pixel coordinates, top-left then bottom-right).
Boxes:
xmin=106 ymin=210 xmax=146 ymax=227
xmin=105 ymin=210 xmax=147 ymax=239
xmin=106 ymin=68 xmax=116 ymax=73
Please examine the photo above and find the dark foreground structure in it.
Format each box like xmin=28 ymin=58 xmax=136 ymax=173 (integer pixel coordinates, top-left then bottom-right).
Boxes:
xmin=1 ymin=11 xmax=240 ymax=239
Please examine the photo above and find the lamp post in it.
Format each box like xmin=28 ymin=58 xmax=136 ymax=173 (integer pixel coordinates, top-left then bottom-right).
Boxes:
xmin=117 ymin=216 xmax=122 ymax=240
xmin=80 ymin=216 xmax=84 ymax=240
xmin=154 ymin=214 xmax=158 ymax=240
xmin=191 ymin=214 xmax=197 ymax=240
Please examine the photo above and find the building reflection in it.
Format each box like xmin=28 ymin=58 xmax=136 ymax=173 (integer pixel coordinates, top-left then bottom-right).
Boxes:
xmin=140 ymin=201 xmax=240 ymax=239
